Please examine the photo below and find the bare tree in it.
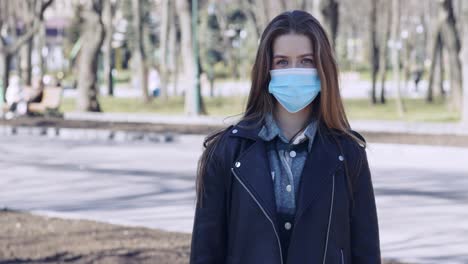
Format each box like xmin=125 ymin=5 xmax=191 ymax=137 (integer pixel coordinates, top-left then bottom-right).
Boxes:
xmin=102 ymin=0 xmax=115 ymax=96
xmin=370 ymin=0 xmax=379 ymax=104
xmin=390 ymin=0 xmax=406 ymax=116
xmin=440 ymin=0 xmax=462 ymax=112
xmin=131 ymin=0 xmax=149 ymax=103
xmin=427 ymin=26 xmax=444 ymax=102
xmin=378 ymin=0 xmax=392 ymax=104
xmin=175 ymin=0 xmax=205 ymax=115
xmin=0 ymin=0 xmax=53 ymax=99
xmin=158 ymin=0 xmax=171 ymax=101
xmin=461 ymin=1 xmax=468 ymax=123
xmin=16 ymin=1 xmax=36 ymax=86
xmin=167 ymin=5 xmax=179 ymax=96
xmin=76 ymin=0 xmax=105 ymax=112
xmin=313 ymin=0 xmax=339 ymax=49
xmin=427 ymin=0 xmax=462 ymax=110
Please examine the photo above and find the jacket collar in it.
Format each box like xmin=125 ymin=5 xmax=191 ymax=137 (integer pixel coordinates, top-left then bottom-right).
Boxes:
xmin=229 ymin=114 xmax=331 ymax=142
xmin=257 ymin=112 xmax=319 ymax=152
xmin=230 ymin=115 xmax=345 ymax=224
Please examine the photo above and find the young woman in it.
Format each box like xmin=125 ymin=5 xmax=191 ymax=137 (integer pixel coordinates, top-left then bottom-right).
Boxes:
xmin=190 ymin=10 xmax=381 ymax=264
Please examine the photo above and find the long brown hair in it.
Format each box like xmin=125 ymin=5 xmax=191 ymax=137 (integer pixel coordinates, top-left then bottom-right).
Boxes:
xmin=195 ymin=10 xmax=365 ymax=206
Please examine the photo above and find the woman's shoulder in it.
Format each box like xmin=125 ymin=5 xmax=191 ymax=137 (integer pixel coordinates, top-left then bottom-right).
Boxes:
xmin=327 ymin=127 xmax=368 ymax=169
xmin=327 ymin=126 xmax=366 ymax=148
xmin=348 ymin=129 xmax=367 ymax=147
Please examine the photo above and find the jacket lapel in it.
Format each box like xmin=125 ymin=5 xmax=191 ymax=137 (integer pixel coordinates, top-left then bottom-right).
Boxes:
xmin=229 ymin=118 xmax=278 ymax=223
xmin=294 ymin=126 xmax=343 ymax=220
xmin=231 ymin=139 xmax=278 ymax=224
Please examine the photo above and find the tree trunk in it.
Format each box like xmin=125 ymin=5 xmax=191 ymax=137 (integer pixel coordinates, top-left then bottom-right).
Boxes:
xmin=158 ymin=0 xmax=170 ymax=101
xmin=168 ymin=14 xmax=178 ymax=96
xmin=370 ymin=0 xmax=379 ymax=105
xmin=435 ymin=45 xmax=446 ymax=98
xmin=391 ymin=0 xmax=405 ymax=116
xmin=300 ymin=0 xmax=308 ymax=10
xmin=175 ymin=0 xmax=203 ymax=115
xmin=402 ymin=39 xmax=413 ymax=95
xmin=440 ymin=0 xmax=462 ymax=112
xmin=319 ymin=0 xmax=339 ymax=49
xmin=102 ymin=0 xmax=114 ymax=96
xmin=0 ymin=0 xmax=53 ymax=97
xmin=428 ymin=25 xmax=443 ymax=103
xmin=131 ymin=0 xmax=149 ymax=103
xmin=461 ymin=1 xmax=468 ymax=123
xmin=0 ymin=53 xmax=10 ymax=101
xmin=20 ymin=37 xmax=33 ymax=86
xmin=312 ymin=0 xmax=323 ymax=24
xmin=76 ymin=0 xmax=105 ymax=112
xmin=279 ymin=0 xmax=287 ymax=11
xmin=37 ymin=21 xmax=46 ymax=79
xmin=378 ymin=0 xmax=392 ymax=104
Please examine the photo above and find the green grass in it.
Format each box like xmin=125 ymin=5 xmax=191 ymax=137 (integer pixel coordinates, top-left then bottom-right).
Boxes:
xmin=61 ymin=96 xmax=460 ymax=123
xmin=60 ymin=96 xmax=248 ymax=117
xmin=343 ymin=97 xmax=460 ymax=122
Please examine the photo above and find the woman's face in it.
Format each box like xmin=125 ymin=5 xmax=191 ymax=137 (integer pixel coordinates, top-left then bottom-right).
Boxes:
xmin=271 ymin=33 xmax=316 ymax=70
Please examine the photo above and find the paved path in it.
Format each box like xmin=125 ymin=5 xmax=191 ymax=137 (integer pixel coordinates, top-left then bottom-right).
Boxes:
xmin=64 ymin=112 xmax=468 ymax=136
xmin=1 ymin=135 xmax=467 ymax=264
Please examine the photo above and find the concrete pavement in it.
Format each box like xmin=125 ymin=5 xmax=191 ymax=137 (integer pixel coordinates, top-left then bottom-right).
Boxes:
xmin=64 ymin=112 xmax=468 ymax=136
xmin=1 ymin=135 xmax=467 ymax=264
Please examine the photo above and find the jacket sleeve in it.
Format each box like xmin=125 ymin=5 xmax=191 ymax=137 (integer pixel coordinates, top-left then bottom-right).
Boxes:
xmin=189 ymin=153 xmax=227 ymax=263
xmin=349 ymin=140 xmax=382 ymax=264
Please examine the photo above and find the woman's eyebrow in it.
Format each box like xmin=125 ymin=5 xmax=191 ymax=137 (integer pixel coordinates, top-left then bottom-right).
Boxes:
xmin=273 ymin=53 xmax=314 ymax=58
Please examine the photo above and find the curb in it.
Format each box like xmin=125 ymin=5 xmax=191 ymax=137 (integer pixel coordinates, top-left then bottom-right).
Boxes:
xmin=0 ymin=125 xmax=176 ymax=143
xmin=1 ymin=117 xmax=468 ymax=147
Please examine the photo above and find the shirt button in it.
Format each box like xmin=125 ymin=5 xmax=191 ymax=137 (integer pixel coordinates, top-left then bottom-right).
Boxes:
xmin=232 ymin=129 xmax=238 ymax=134
xmin=338 ymin=155 xmax=344 ymax=161
xmin=235 ymin=161 xmax=241 ymax=167
xmin=284 ymin=222 xmax=292 ymax=230
xmin=289 ymin=150 xmax=297 ymax=158
xmin=286 ymin=184 xmax=292 ymax=192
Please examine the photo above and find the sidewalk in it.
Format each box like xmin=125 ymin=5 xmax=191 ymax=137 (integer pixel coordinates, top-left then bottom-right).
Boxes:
xmin=65 ymin=111 xmax=468 ymax=136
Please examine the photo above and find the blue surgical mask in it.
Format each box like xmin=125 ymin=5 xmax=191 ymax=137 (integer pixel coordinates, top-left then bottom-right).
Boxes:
xmin=268 ymin=67 xmax=321 ymax=113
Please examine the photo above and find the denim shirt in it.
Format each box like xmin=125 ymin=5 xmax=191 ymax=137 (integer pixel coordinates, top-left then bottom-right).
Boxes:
xmin=257 ymin=112 xmax=318 ymax=261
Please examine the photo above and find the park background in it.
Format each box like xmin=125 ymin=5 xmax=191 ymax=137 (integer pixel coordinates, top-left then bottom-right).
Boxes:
xmin=0 ymin=0 xmax=468 ymax=264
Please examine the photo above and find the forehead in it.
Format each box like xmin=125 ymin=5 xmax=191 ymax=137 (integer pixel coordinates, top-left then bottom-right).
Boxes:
xmin=272 ymin=33 xmax=313 ymax=56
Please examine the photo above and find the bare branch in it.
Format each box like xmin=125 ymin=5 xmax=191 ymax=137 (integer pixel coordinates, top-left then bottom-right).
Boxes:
xmin=6 ymin=22 xmax=40 ymax=54
xmin=6 ymin=0 xmax=54 ymax=55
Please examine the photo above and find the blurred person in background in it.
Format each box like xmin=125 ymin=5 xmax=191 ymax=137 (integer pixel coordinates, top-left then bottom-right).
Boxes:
xmin=5 ymin=75 xmax=27 ymax=119
xmin=23 ymin=77 xmax=45 ymax=104
xmin=190 ymin=10 xmax=380 ymax=264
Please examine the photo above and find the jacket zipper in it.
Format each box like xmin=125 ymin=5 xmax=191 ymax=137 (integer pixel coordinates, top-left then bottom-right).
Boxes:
xmin=340 ymin=248 xmax=344 ymax=264
xmin=322 ymin=172 xmax=336 ymax=264
xmin=231 ymin=167 xmax=284 ymax=264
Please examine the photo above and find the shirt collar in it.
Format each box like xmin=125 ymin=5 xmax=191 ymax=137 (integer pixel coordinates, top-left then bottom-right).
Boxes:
xmin=258 ymin=112 xmax=319 ymax=152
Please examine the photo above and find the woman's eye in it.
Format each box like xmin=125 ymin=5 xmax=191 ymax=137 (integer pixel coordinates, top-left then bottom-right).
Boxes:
xmin=302 ymin=58 xmax=314 ymax=64
xmin=276 ymin=60 xmax=288 ymax=66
